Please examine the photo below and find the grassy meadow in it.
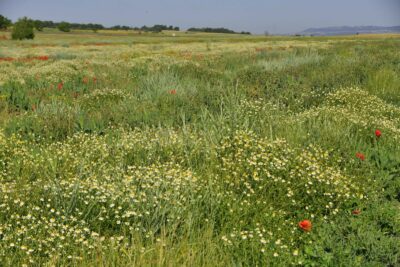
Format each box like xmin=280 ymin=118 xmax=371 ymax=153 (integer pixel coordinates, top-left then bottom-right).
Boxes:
xmin=0 ymin=29 xmax=399 ymax=266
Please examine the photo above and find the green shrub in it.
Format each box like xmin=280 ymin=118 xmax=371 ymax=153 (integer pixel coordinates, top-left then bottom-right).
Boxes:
xmin=33 ymin=20 xmax=44 ymax=31
xmin=57 ymin=21 xmax=71 ymax=32
xmin=11 ymin=17 xmax=34 ymax=40
xmin=0 ymin=14 xmax=12 ymax=29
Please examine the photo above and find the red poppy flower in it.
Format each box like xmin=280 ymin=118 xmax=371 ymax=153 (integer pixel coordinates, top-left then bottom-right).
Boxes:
xmin=57 ymin=82 xmax=64 ymax=90
xmin=169 ymin=89 xmax=177 ymax=95
xmin=375 ymin=129 xmax=382 ymax=138
xmin=298 ymin=220 xmax=312 ymax=232
xmin=356 ymin=152 xmax=365 ymax=161
xmin=36 ymin=55 xmax=49 ymax=61
xmin=0 ymin=57 xmax=15 ymax=62
xmin=352 ymin=209 xmax=361 ymax=215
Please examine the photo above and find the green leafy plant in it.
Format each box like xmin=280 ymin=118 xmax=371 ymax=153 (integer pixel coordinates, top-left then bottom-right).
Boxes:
xmin=11 ymin=17 xmax=34 ymax=40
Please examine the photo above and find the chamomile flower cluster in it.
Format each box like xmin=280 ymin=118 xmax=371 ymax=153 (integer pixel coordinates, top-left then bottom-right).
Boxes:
xmin=0 ymin=128 xmax=203 ymax=264
xmin=0 ymin=60 xmax=95 ymax=85
xmin=293 ymin=88 xmax=400 ymax=139
xmin=217 ymin=130 xmax=364 ymax=216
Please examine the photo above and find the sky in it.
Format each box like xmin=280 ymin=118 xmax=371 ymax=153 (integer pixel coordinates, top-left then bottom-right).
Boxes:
xmin=1 ymin=0 xmax=399 ymax=34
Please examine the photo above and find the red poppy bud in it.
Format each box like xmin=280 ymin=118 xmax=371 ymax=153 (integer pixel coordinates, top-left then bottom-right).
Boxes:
xmin=375 ymin=129 xmax=381 ymax=138
xmin=356 ymin=152 xmax=365 ymax=161
xmin=57 ymin=82 xmax=63 ymax=90
xmin=352 ymin=209 xmax=361 ymax=215
xmin=298 ymin=220 xmax=312 ymax=232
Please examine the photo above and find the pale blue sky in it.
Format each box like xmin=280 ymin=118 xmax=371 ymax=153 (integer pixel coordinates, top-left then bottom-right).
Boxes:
xmin=1 ymin=0 xmax=399 ymax=34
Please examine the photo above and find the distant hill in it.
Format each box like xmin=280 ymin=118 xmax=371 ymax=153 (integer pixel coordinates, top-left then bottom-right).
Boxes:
xmin=299 ymin=25 xmax=400 ymax=36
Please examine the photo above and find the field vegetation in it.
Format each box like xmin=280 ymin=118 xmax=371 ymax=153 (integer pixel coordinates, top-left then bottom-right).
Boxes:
xmin=0 ymin=29 xmax=399 ymax=266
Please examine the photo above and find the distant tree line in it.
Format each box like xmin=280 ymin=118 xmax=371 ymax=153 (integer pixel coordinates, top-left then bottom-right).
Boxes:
xmin=110 ymin=24 xmax=180 ymax=32
xmin=136 ymin=25 xmax=180 ymax=32
xmin=26 ymin=19 xmax=180 ymax=33
xmin=108 ymin=25 xmax=132 ymax=31
xmin=33 ymin=20 xmax=105 ymax=31
xmin=1 ymin=14 xmax=251 ymax=39
xmin=1 ymin=15 xmax=182 ymax=33
xmin=187 ymin=27 xmax=251 ymax=35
